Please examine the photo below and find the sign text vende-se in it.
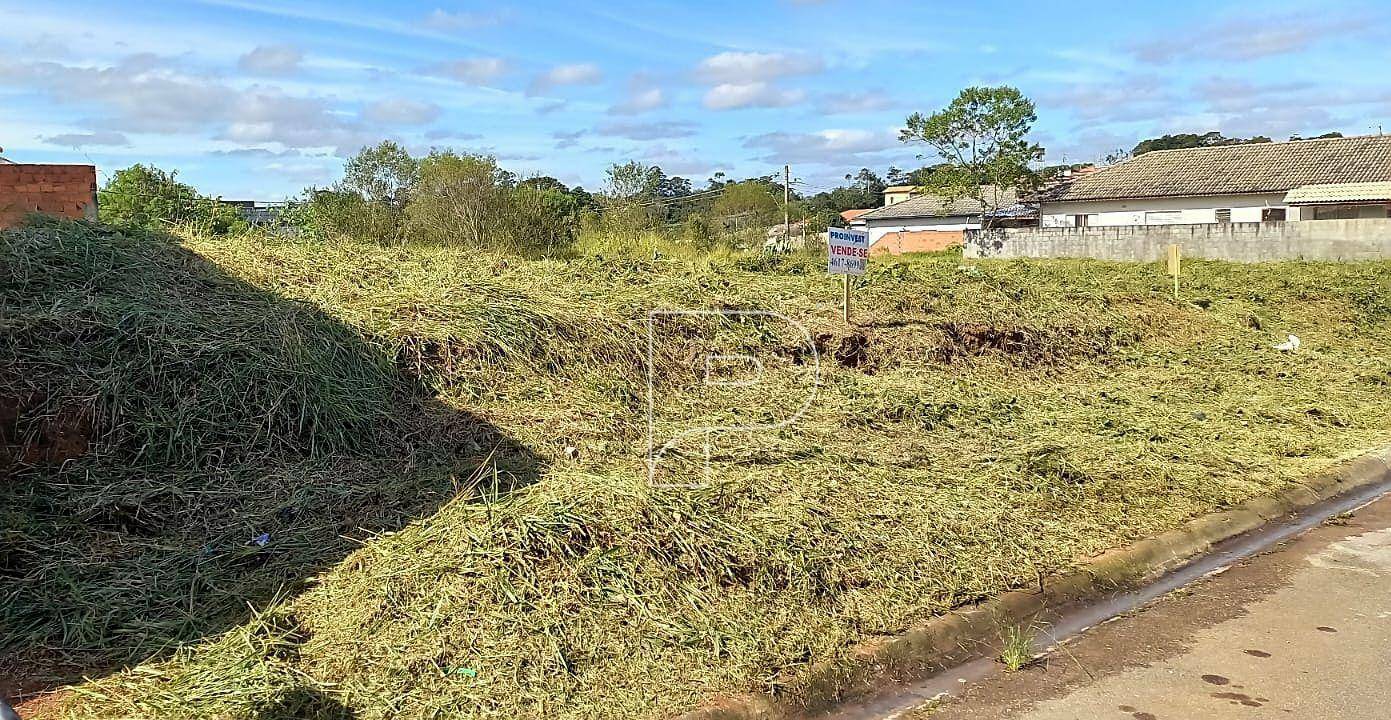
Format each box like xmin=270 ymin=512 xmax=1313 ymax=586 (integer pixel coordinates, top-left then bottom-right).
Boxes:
xmin=826 ymin=227 xmax=868 ymax=276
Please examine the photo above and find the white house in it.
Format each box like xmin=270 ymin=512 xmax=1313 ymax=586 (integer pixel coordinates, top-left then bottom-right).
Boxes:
xmin=856 ymin=186 xmax=1029 ymax=254
xmin=1039 ymin=134 xmax=1391 ymax=227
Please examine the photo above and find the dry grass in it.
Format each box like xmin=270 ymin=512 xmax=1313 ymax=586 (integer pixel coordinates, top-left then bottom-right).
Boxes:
xmin=5 ymin=219 xmax=1391 ymax=719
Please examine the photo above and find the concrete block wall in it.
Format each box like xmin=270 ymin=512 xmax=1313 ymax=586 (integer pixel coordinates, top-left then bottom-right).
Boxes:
xmin=965 ymin=219 xmax=1391 ymax=263
xmin=0 ymin=164 xmax=99 ymax=228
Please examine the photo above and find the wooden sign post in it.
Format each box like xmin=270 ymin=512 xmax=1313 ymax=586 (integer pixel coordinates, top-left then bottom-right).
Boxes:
xmin=1166 ymin=244 xmax=1181 ymax=300
xmin=842 ymin=275 xmax=851 ymax=323
xmin=827 ymin=227 xmax=868 ymax=323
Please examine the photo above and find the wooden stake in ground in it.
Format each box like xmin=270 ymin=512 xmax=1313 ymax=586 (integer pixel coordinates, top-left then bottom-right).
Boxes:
xmin=843 ymin=275 xmax=850 ymax=323
xmin=1167 ymin=243 xmax=1181 ymax=300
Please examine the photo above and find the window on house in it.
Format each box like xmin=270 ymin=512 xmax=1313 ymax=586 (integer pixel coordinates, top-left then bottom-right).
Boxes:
xmin=1215 ymin=208 xmax=1232 ymax=224
xmin=1263 ymin=208 xmax=1287 ymax=222
xmin=1313 ymin=205 xmax=1359 ymax=220
xmin=1072 ymin=214 xmax=1089 ymax=227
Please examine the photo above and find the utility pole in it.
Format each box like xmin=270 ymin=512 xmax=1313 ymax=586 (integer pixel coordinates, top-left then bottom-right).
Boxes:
xmin=783 ymin=164 xmax=791 ymax=248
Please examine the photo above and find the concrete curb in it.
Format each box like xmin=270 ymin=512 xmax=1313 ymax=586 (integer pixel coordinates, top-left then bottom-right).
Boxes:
xmin=678 ymin=447 xmax=1391 ymax=720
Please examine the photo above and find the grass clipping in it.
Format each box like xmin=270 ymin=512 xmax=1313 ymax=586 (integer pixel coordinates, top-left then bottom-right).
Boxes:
xmin=5 ymin=219 xmax=1391 ymax=719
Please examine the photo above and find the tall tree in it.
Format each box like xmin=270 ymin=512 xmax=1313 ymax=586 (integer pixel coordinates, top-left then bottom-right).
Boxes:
xmin=341 ymin=140 xmax=419 ymax=210
xmin=899 ymin=86 xmax=1044 ymax=227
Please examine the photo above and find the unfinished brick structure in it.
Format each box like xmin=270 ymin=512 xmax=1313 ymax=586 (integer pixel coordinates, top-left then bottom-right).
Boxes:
xmin=0 ymin=163 xmax=99 ymax=228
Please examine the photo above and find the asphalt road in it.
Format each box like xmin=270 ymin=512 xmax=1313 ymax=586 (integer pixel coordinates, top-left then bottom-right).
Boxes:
xmin=913 ymin=492 xmax=1391 ymax=720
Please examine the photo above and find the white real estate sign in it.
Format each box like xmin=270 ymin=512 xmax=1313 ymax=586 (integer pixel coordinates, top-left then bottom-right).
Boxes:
xmin=826 ymin=227 xmax=869 ymax=275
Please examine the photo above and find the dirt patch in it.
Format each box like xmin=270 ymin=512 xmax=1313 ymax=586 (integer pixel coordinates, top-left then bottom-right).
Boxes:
xmin=934 ymin=322 xmax=1127 ymax=367
xmin=833 ymin=333 xmax=875 ymax=372
xmin=777 ymin=332 xmax=879 ymax=373
xmin=1 ymin=392 xmax=94 ymax=474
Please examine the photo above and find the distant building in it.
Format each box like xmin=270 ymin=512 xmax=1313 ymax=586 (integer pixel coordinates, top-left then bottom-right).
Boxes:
xmin=839 ymin=208 xmax=872 ymax=230
xmin=856 ymin=186 xmax=1035 ymax=255
xmin=0 ymin=154 xmax=98 ymax=228
xmin=1038 ymin=134 xmax=1391 ymax=227
xmin=220 ymin=199 xmax=290 ymax=225
xmin=881 ymin=184 xmax=921 ymax=206
xmin=765 ymin=219 xmax=808 ymax=242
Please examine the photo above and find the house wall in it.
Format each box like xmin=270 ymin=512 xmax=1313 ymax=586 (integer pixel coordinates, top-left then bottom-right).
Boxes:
xmin=883 ymin=190 xmax=918 ymax=206
xmin=964 ymin=219 xmax=1391 ymax=263
xmin=0 ymin=164 xmax=98 ymax=228
xmin=1041 ymin=193 xmax=1291 ymax=227
xmin=866 ymin=215 xmax=978 ymax=246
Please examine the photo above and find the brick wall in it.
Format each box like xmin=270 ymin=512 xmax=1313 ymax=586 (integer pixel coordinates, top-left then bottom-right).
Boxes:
xmin=0 ymin=164 xmax=99 ymax=228
xmin=870 ymin=230 xmax=965 ymax=256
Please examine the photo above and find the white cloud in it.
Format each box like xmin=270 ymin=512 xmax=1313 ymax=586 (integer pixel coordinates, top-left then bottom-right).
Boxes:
xmin=0 ymin=54 xmax=379 ymax=155
xmin=818 ymin=90 xmax=894 ymax=114
xmin=704 ymin=82 xmax=805 ymax=110
xmin=20 ymin=34 xmax=70 ymax=59
xmin=362 ymin=98 xmax=442 ymax=125
xmin=424 ymin=129 xmax=483 ymax=142
xmin=641 ymin=144 xmax=717 ymax=176
xmin=237 ymin=44 xmax=303 ymax=76
xmin=1038 ymin=74 xmax=1177 ymax=124
xmin=209 ymin=147 xmax=306 ymax=158
xmin=695 ymin=51 xmax=823 ymax=84
xmin=529 ymin=62 xmax=603 ymax=95
xmin=596 ymin=120 xmax=697 ymax=141
xmin=432 ymin=57 xmax=509 ymax=84
xmin=421 ymin=8 xmax=505 ymax=31
xmin=743 ymin=128 xmax=899 ymax=165
xmin=40 ymin=131 xmax=131 ymax=147
xmin=552 ymin=130 xmax=585 ymax=149
xmin=1132 ymin=12 xmax=1374 ymax=63
xmin=218 ymin=90 xmax=378 ymax=154
xmin=610 ymin=87 xmax=666 ymax=115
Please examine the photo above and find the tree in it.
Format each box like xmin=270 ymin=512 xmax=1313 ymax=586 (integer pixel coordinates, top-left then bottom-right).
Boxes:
xmin=406 ymin=151 xmax=508 ymax=248
xmin=507 ymin=184 xmax=581 ymax=256
xmin=1131 ymin=132 xmax=1271 ymax=156
xmin=899 ymin=86 xmax=1044 ymax=227
xmin=1289 ymin=131 xmax=1344 ymax=141
xmin=99 ymin=164 xmax=245 ymax=234
xmin=520 ymin=176 xmax=570 ymax=194
xmin=341 ymin=140 xmax=419 ymax=210
xmin=307 ymin=141 xmax=422 ymax=242
xmin=713 ymin=180 xmax=778 ymax=222
xmin=603 ymin=160 xmax=662 ymax=202
xmin=844 ymin=168 xmax=886 ymax=196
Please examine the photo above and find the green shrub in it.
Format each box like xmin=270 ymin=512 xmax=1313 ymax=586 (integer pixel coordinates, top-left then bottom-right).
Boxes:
xmin=98 ymin=164 xmax=247 ymax=235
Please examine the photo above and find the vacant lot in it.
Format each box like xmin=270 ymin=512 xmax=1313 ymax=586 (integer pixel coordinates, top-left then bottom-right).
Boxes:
xmin=5 ymin=219 xmax=1391 ymax=719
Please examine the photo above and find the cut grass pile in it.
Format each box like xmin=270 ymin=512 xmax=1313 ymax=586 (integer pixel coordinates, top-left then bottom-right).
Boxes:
xmin=4 ymin=219 xmax=1391 ymax=719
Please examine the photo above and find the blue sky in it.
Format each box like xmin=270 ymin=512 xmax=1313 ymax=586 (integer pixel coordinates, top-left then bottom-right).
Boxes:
xmin=1 ymin=0 xmax=1388 ymax=199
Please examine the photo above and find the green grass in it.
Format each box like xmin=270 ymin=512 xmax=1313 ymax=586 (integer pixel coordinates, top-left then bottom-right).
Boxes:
xmin=998 ymin=625 xmax=1036 ymax=672
xmin=4 ymin=219 xmax=1391 ymax=719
